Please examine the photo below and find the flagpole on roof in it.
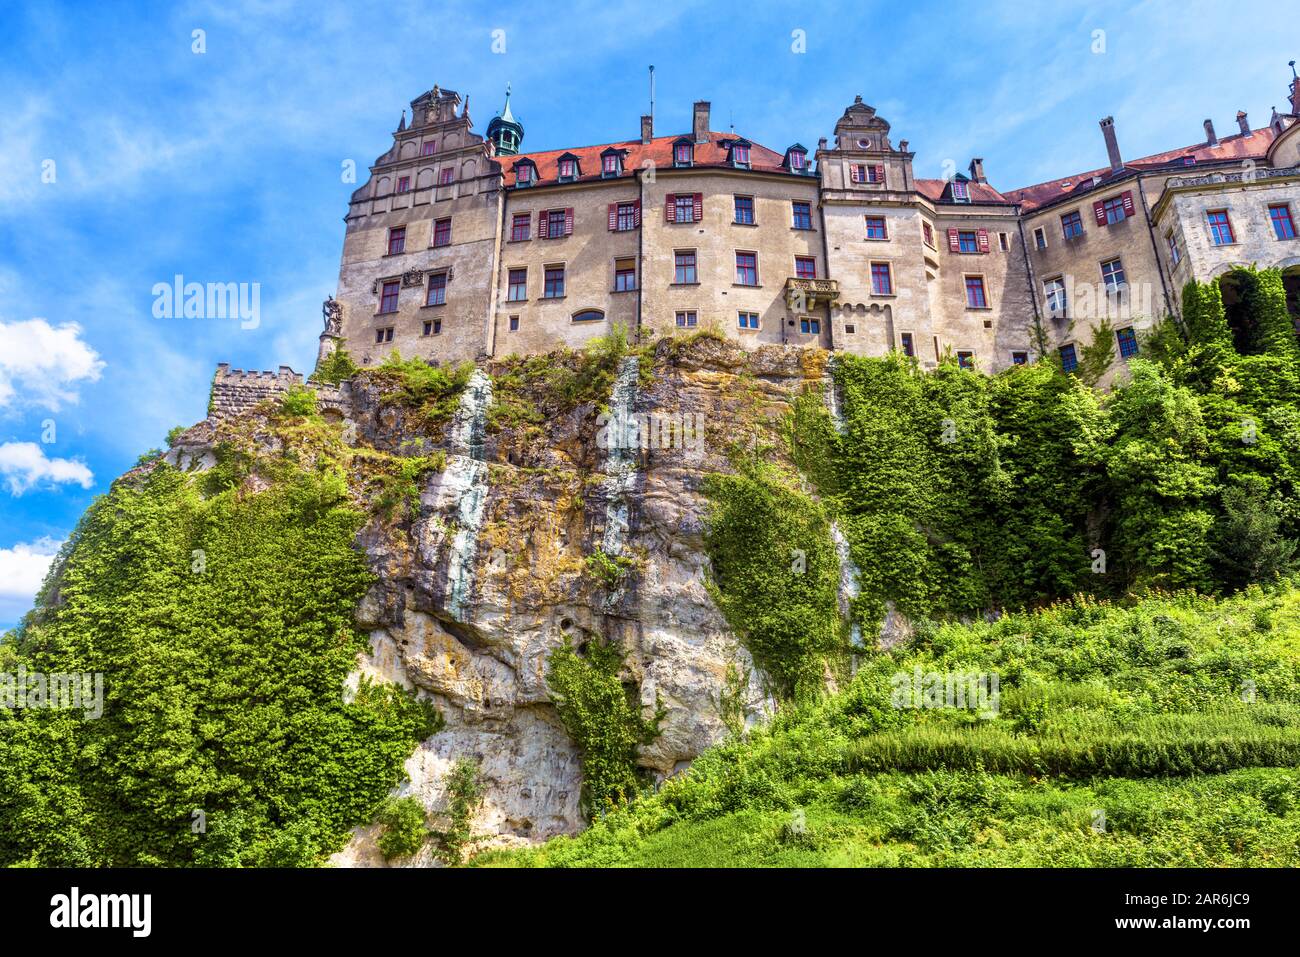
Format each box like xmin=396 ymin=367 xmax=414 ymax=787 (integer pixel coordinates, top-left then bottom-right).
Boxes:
xmin=649 ymin=65 xmax=655 ymax=129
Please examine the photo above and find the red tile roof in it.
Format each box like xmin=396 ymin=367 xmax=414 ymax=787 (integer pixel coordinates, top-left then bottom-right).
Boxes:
xmin=1005 ymin=127 xmax=1277 ymax=211
xmin=914 ymin=178 xmax=1013 ymax=205
xmin=497 ymin=131 xmax=794 ymax=187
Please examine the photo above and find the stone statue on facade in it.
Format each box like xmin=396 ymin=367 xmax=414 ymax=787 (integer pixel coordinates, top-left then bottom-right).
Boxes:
xmin=322 ymin=295 xmax=343 ymax=336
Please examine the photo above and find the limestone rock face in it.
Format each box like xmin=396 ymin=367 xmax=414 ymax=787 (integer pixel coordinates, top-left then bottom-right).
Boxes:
xmin=306 ymin=339 xmax=832 ymax=865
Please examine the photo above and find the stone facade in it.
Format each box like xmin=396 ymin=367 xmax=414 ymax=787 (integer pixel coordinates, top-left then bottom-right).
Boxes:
xmin=322 ymin=74 xmax=1300 ymax=378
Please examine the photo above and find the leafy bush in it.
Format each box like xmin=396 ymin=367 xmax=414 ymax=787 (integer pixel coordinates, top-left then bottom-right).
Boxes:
xmin=310 ymin=347 xmax=359 ymax=386
xmin=584 ymin=548 xmax=634 ymax=589
xmin=375 ymin=796 xmax=429 ymax=860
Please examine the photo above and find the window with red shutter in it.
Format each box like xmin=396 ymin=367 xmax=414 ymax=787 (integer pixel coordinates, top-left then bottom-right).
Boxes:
xmin=947 ymin=228 xmax=961 ymax=252
xmin=564 ymin=208 xmax=574 ymax=236
xmin=665 ymin=193 xmax=676 ymax=223
xmin=1121 ymin=191 xmax=1135 ymax=216
xmin=608 ymin=204 xmax=618 ymax=231
xmin=1093 ymin=200 xmax=1107 ymax=226
xmin=873 ymin=164 xmax=885 ymax=185
xmin=632 ymin=201 xmax=641 ymax=228
xmin=977 ymin=228 xmax=990 ymax=253
xmin=537 ymin=210 xmax=549 ymax=239
xmin=693 ymin=193 xmax=703 ymax=222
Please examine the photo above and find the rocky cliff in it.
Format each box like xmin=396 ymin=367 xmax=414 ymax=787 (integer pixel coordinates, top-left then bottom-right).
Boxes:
xmin=171 ymin=335 xmax=842 ymax=865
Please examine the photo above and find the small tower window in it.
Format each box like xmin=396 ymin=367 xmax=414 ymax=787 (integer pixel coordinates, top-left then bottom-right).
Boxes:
xmin=674 ymin=142 xmax=693 ymax=167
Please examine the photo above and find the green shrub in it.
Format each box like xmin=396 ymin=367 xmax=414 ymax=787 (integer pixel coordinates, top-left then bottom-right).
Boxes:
xmin=434 ymin=758 xmax=484 ymax=865
xmin=375 ymin=796 xmax=429 ymax=860
xmin=278 ymin=385 xmax=318 ymax=417
xmin=585 ymin=548 xmax=634 ymax=589
xmin=310 ymin=347 xmax=359 ymax=386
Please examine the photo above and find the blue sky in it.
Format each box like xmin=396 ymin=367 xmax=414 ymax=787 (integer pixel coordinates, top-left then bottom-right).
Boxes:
xmin=0 ymin=0 xmax=1294 ymax=627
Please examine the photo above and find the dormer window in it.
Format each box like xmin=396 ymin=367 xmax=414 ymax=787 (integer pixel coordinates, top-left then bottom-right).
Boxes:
xmin=786 ymin=147 xmax=807 ymax=173
xmin=731 ymin=143 xmax=751 ymax=168
xmin=514 ymin=160 xmax=537 ymax=187
xmin=601 ymin=149 xmax=624 ymax=178
xmin=673 ymin=141 xmax=693 ymax=167
xmin=951 ymin=180 xmax=970 ymax=202
xmin=558 ymin=157 xmax=577 ymax=181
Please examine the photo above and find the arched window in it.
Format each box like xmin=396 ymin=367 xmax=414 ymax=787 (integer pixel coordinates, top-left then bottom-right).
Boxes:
xmin=571 ymin=309 xmax=605 ymax=323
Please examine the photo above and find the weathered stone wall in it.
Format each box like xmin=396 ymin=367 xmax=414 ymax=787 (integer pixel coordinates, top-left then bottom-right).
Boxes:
xmin=209 ymin=364 xmax=349 ymax=421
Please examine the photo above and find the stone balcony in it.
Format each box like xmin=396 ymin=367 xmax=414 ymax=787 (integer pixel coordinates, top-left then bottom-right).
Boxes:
xmin=784 ymin=277 xmax=840 ymax=311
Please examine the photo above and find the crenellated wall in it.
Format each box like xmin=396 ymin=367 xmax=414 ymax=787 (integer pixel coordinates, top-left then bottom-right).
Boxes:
xmin=209 ymin=364 xmax=350 ymax=420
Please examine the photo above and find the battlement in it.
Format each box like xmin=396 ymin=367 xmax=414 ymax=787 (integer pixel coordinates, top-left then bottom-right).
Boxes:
xmin=214 ymin=363 xmax=303 ymax=384
xmin=210 ymin=363 xmax=350 ymax=420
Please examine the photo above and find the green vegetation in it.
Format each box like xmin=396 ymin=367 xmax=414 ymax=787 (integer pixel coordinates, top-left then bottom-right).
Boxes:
xmin=584 ymin=548 xmax=635 ymax=589
xmin=310 ymin=346 xmax=359 ymax=386
xmin=489 ymin=324 xmax=645 ymax=432
xmin=373 ymin=452 xmax=446 ymax=521
xmin=278 ymin=384 xmax=319 ymax=417
xmin=546 ymin=638 xmax=664 ymax=817
xmin=703 ymin=458 xmax=843 ymax=701
xmin=432 ymin=758 xmax=485 ymax=865
xmin=374 ymin=351 xmax=475 ymax=425
xmin=782 ymin=272 xmax=1300 ymax=634
xmin=479 ymin=585 xmax=1300 ymax=867
xmin=0 ymin=434 xmax=437 ymax=866
xmin=375 ymin=796 xmax=429 ymax=860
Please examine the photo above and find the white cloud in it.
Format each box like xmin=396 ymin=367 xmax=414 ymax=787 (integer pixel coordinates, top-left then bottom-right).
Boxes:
xmin=0 ymin=536 xmax=62 ymax=601
xmin=0 ymin=318 xmax=105 ymax=411
xmin=0 ymin=442 xmax=95 ymax=495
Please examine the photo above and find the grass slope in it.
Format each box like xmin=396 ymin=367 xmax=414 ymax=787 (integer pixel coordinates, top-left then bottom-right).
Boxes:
xmin=477 ymin=584 xmax=1300 ymax=867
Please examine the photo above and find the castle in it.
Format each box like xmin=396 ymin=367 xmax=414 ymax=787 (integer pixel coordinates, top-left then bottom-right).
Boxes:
xmin=317 ymin=71 xmax=1300 ymax=377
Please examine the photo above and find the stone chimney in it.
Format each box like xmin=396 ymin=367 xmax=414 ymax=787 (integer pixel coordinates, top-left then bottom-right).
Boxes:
xmin=693 ymin=101 xmax=710 ymax=144
xmin=1237 ymin=111 xmax=1250 ymax=135
xmin=1099 ymin=116 xmax=1123 ymax=173
xmin=641 ymin=114 xmax=653 ymax=145
xmin=968 ymin=158 xmax=986 ymax=184
xmin=1204 ymin=118 xmax=1218 ymax=146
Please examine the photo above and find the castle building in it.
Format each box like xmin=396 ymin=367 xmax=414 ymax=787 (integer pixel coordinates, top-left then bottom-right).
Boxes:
xmin=324 ymin=71 xmax=1300 ymax=375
